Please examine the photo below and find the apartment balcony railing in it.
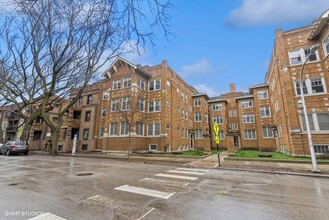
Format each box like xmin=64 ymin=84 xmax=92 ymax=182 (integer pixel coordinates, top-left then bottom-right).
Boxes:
xmin=33 ymin=123 xmax=44 ymax=131
xmin=62 ymin=118 xmax=80 ymax=128
xmin=7 ymin=115 xmax=20 ymax=121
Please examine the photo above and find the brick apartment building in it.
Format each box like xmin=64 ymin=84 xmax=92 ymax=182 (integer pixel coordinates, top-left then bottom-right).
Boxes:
xmin=5 ymin=10 xmax=329 ymax=157
xmin=266 ymin=9 xmax=329 ymax=156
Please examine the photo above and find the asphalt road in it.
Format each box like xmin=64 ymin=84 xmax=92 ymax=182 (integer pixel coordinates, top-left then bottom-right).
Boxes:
xmin=0 ymin=155 xmax=328 ymax=220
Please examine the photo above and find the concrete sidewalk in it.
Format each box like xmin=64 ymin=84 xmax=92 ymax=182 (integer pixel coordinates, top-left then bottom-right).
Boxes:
xmin=186 ymin=152 xmax=329 ymax=178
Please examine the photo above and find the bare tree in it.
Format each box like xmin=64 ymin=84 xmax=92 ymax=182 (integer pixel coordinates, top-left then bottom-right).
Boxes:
xmin=0 ymin=0 xmax=171 ymax=155
xmin=113 ymin=84 xmax=148 ymax=158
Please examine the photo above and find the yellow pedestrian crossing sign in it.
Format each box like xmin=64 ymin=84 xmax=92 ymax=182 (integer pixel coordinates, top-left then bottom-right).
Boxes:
xmin=213 ymin=122 xmax=220 ymax=144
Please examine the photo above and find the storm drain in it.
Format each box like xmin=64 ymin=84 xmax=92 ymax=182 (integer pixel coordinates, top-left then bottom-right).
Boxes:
xmin=76 ymin=172 xmax=94 ymax=176
xmin=8 ymin=183 xmax=19 ymax=186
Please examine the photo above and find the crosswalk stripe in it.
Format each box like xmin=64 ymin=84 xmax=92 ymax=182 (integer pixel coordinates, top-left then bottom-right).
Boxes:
xmin=114 ymin=185 xmax=175 ymax=199
xmin=176 ymin=168 xmax=210 ymax=172
xmin=139 ymin=178 xmax=189 ymax=187
xmin=28 ymin=212 xmax=66 ymax=220
xmin=155 ymin=173 xmax=198 ymax=180
xmin=167 ymin=170 xmax=205 ymax=175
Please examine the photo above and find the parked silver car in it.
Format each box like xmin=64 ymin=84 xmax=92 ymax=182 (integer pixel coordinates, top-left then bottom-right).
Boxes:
xmin=0 ymin=141 xmax=29 ymax=156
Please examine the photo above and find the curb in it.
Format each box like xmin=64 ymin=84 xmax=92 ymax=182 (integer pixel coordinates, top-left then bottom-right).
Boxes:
xmin=225 ymin=157 xmax=329 ymax=164
xmin=215 ymin=167 xmax=329 ymax=178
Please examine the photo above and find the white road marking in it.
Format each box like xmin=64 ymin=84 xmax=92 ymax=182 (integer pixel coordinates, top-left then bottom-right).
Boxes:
xmin=167 ymin=170 xmax=205 ymax=175
xmin=139 ymin=178 xmax=189 ymax=187
xmin=137 ymin=208 xmax=156 ymax=220
xmin=176 ymin=168 xmax=210 ymax=172
xmin=28 ymin=212 xmax=66 ymax=220
xmin=114 ymin=185 xmax=175 ymax=199
xmin=155 ymin=173 xmax=198 ymax=180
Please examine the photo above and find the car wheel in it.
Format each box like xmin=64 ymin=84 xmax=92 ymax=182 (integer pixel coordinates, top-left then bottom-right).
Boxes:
xmin=6 ymin=150 xmax=10 ymax=156
xmin=24 ymin=152 xmax=28 ymax=155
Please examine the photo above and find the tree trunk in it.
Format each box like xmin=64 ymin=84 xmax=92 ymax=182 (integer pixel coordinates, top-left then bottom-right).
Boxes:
xmin=51 ymin=127 xmax=60 ymax=156
xmin=21 ymin=122 xmax=33 ymax=143
xmin=0 ymin=115 xmax=3 ymax=143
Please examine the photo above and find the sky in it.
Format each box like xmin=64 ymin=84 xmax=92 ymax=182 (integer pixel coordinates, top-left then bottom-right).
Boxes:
xmin=124 ymin=0 xmax=329 ymax=96
xmin=0 ymin=0 xmax=328 ymax=97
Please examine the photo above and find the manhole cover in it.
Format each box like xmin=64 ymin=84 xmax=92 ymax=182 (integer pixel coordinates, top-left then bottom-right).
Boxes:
xmin=76 ymin=172 xmax=94 ymax=176
xmin=8 ymin=183 xmax=19 ymax=186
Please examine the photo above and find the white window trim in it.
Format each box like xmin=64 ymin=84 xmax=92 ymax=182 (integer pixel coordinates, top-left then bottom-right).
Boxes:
xmin=194 ymin=99 xmax=201 ymax=107
xmin=147 ymin=124 xmax=161 ymax=136
xmin=148 ymin=80 xmax=161 ymax=91
xmin=136 ymin=123 xmax=144 ymax=136
xmin=295 ymin=77 xmax=327 ymax=96
xmin=120 ymin=122 xmax=129 ymax=136
xmin=244 ymin=130 xmax=257 ymax=140
xmin=109 ymin=123 xmax=118 ymax=136
xmin=260 ymin=106 xmax=271 ymax=118
xmin=123 ymin=77 xmax=131 ymax=88
xmin=195 ymin=129 xmax=203 ymax=139
xmin=194 ymin=113 xmax=202 ymax=122
xmin=262 ymin=126 xmax=274 ymax=139
xmin=148 ymin=100 xmax=161 ymax=113
xmin=322 ymin=34 xmax=329 ymax=57
xmin=258 ymin=90 xmax=268 ymax=100
xmin=149 ymin=144 xmax=157 ymax=151
xmin=242 ymin=114 xmax=255 ymax=123
xmin=113 ymin=79 xmax=121 ymax=90
xmin=241 ymin=100 xmax=253 ymax=109
xmin=212 ymin=104 xmax=222 ymax=111
xmin=288 ymin=47 xmax=320 ymax=66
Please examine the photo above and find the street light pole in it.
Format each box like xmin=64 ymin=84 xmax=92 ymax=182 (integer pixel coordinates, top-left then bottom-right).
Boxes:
xmin=299 ymin=45 xmax=320 ymax=173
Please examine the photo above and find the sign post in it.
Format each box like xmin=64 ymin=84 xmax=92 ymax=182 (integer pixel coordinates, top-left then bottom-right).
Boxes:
xmin=72 ymin=134 xmax=77 ymax=155
xmin=213 ymin=122 xmax=220 ymax=166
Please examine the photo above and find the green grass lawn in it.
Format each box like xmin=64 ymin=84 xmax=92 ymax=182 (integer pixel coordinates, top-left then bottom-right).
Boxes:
xmin=180 ymin=150 xmax=205 ymax=156
xmin=233 ymin=150 xmax=329 ymax=162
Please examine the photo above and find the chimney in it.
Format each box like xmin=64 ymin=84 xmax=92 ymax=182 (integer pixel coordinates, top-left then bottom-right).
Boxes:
xmin=230 ymin=83 xmax=235 ymax=93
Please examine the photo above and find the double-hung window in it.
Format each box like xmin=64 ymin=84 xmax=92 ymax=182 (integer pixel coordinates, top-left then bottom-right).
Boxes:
xmin=212 ymin=104 xmax=222 ymax=111
xmin=258 ymin=90 xmax=268 ymax=99
xmin=242 ymin=114 xmax=255 ymax=123
xmin=149 ymin=80 xmax=161 ymax=91
xmin=241 ymin=100 xmax=253 ymax=109
xmin=295 ymin=77 xmax=325 ymax=95
xmin=311 ymin=78 xmax=325 ymax=93
xmin=83 ymin=129 xmax=89 ymax=140
xmin=244 ymin=130 xmax=256 ymax=139
xmin=148 ymin=124 xmax=160 ymax=136
xmin=137 ymin=99 xmax=145 ymax=111
xmin=262 ymin=126 xmax=273 ymax=138
xmin=113 ymin=79 xmax=121 ymax=90
xmin=194 ymin=99 xmax=201 ymax=107
xmin=194 ymin=113 xmax=202 ymax=122
xmin=138 ymin=79 xmax=145 ymax=90
xmin=101 ymin=108 xmax=106 ymax=117
xmin=260 ymin=106 xmax=271 ymax=118
xmin=148 ymin=100 xmax=161 ymax=112
xmin=295 ymin=80 xmax=308 ymax=95
xmin=288 ymin=47 xmax=319 ymax=66
xmin=111 ymin=99 xmax=119 ymax=111
xmin=195 ymin=129 xmax=202 ymax=139
xmin=120 ymin=122 xmax=129 ymax=135
xmin=109 ymin=123 xmax=118 ymax=136
xmin=123 ymin=77 xmax=131 ymax=88
xmin=121 ymin=97 xmax=130 ymax=110
xmin=136 ymin=122 xmax=144 ymax=135
xmin=213 ymin=116 xmax=224 ymax=124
